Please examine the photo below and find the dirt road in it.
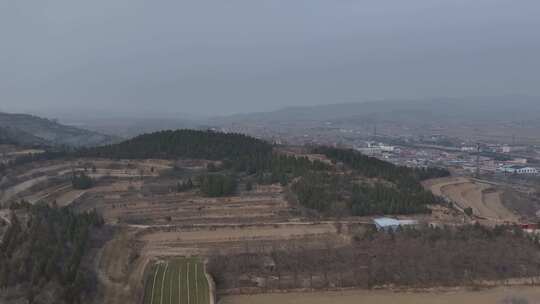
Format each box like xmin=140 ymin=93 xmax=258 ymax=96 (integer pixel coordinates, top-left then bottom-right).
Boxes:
xmin=222 ymin=286 xmax=540 ymax=304
xmin=425 ymin=177 xmax=519 ymax=223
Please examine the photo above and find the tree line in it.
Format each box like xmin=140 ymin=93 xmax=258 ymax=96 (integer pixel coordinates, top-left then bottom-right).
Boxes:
xmin=79 ymin=129 xmax=274 ymax=173
xmin=290 ymin=147 xmax=449 ymax=216
xmin=314 ymin=146 xmax=449 ymax=188
xmin=71 ymin=171 xmax=94 ymax=190
xmin=0 ymin=151 xmax=68 ymax=175
xmin=254 ymin=154 xmax=330 ymax=186
xmin=79 ymin=129 xmax=329 ymax=176
xmin=208 ymin=224 xmax=540 ymax=292
xmin=197 ymin=174 xmax=238 ymax=197
xmin=349 ymin=182 xmax=440 ymax=215
xmin=0 ymin=203 xmax=104 ymax=304
xmin=292 ymin=170 xmax=444 ymax=216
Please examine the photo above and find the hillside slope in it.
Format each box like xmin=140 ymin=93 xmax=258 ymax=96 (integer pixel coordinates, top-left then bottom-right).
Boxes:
xmin=0 ymin=126 xmax=48 ymax=146
xmin=0 ymin=112 xmax=118 ymax=147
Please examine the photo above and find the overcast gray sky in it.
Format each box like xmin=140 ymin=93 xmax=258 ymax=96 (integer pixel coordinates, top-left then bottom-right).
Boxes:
xmin=1 ymin=0 xmax=539 ymax=118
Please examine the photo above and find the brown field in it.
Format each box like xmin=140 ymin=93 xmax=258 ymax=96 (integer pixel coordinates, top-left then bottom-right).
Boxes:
xmin=141 ymin=223 xmax=336 ymax=243
xmin=93 ymin=227 xmax=149 ymax=304
xmin=139 ymin=223 xmax=342 ymax=258
xmin=1 ymin=158 xmax=347 ymax=262
xmin=82 ymin=191 xmax=293 ymax=226
xmin=221 ymin=286 xmax=540 ymax=304
xmin=0 ymin=158 xmax=171 ymax=207
xmin=425 ymin=177 xmax=520 ymax=223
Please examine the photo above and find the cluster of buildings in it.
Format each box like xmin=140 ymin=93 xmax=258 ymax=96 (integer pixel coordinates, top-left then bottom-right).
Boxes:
xmin=350 ymin=140 xmax=540 ymax=177
xmin=223 ymin=121 xmax=540 ymax=179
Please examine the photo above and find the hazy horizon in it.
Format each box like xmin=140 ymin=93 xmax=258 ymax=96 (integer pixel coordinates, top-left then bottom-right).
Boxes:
xmin=2 ymin=1 xmax=540 ymax=118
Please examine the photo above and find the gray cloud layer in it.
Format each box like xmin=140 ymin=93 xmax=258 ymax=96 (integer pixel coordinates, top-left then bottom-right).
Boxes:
xmin=1 ymin=0 xmax=539 ymax=117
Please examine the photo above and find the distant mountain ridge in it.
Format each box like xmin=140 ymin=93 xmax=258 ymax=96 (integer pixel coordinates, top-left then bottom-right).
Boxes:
xmin=0 ymin=112 xmax=118 ymax=147
xmin=214 ymin=96 xmax=540 ymax=124
xmin=209 ymin=95 xmax=540 ymax=145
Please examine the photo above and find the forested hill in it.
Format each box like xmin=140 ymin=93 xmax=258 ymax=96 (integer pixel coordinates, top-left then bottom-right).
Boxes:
xmin=0 ymin=204 xmax=104 ymax=304
xmin=80 ymin=129 xmax=449 ymax=216
xmin=80 ymin=129 xmax=274 ymax=170
xmin=0 ymin=112 xmax=117 ymax=147
xmin=292 ymin=147 xmax=450 ymax=216
xmin=0 ymin=126 xmax=48 ymax=146
xmin=314 ymin=146 xmax=449 ymax=188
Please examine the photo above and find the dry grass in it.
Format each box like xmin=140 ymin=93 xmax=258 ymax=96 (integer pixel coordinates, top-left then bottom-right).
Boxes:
xmin=425 ymin=177 xmax=519 ymax=223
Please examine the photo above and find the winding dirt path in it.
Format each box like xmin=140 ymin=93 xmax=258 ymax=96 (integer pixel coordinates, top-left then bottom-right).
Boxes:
xmin=425 ymin=177 xmax=519 ymax=223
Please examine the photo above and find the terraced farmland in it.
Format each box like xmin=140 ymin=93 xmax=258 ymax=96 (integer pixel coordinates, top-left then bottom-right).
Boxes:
xmin=144 ymin=258 xmax=210 ymax=304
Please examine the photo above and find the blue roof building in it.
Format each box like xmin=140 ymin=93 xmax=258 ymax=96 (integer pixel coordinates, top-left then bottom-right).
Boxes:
xmin=373 ymin=217 xmax=418 ymax=231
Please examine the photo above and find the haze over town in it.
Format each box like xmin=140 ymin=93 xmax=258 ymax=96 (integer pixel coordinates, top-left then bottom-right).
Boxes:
xmin=2 ymin=0 xmax=540 ymax=118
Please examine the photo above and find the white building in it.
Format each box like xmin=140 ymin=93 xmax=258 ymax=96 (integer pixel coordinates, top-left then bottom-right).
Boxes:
xmin=501 ymin=145 xmax=527 ymax=153
xmin=380 ymin=145 xmax=395 ymax=152
xmin=356 ymin=147 xmax=381 ymax=156
xmin=357 ymin=142 xmax=396 ymax=155
xmin=373 ymin=217 xmax=419 ymax=231
xmin=499 ymin=165 xmax=538 ymax=175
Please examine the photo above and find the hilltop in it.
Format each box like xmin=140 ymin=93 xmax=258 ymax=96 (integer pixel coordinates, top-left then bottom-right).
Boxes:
xmin=80 ymin=129 xmax=447 ymax=216
xmin=0 ymin=112 xmax=118 ymax=147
